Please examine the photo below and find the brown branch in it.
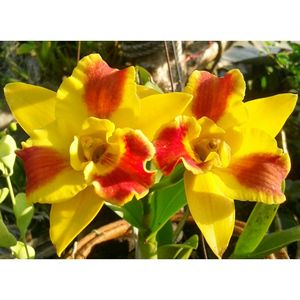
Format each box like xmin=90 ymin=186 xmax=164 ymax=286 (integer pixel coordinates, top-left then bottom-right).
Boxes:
xmin=164 ymin=41 xmax=175 ymax=92
xmin=64 ymin=211 xmax=290 ymax=259
xmin=77 ymin=41 xmax=81 ymax=63
xmin=65 ymin=220 xmax=132 ymax=259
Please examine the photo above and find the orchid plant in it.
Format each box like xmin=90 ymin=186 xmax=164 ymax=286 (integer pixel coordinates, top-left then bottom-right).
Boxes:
xmin=0 ymin=53 xmax=298 ymax=259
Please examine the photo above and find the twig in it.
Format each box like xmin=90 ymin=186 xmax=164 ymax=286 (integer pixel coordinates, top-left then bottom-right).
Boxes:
xmin=164 ymin=41 xmax=175 ymax=92
xmin=281 ymin=129 xmax=288 ymax=154
xmin=65 ymin=220 xmax=132 ymax=259
xmin=209 ymin=41 xmax=223 ymax=73
xmin=201 ymin=233 xmax=208 ymax=259
xmin=77 ymin=41 xmax=81 ymax=63
xmin=171 ymin=41 xmax=184 ymax=91
xmin=172 ymin=206 xmax=190 ymax=243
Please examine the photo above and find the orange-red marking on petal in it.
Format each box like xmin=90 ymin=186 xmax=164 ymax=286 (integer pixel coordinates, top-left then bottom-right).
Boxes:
xmin=230 ymin=153 xmax=289 ymax=196
xmin=154 ymin=119 xmax=203 ymax=175
xmin=93 ymin=132 xmax=155 ymax=204
xmin=17 ymin=147 xmax=67 ymax=194
xmin=191 ymin=72 xmax=234 ymax=122
xmin=84 ymin=60 xmax=127 ymax=119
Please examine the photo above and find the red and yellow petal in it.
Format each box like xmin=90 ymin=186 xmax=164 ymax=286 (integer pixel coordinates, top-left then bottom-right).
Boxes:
xmin=184 ymin=171 xmax=235 ymax=258
xmin=84 ymin=128 xmax=155 ymax=205
xmin=216 ymin=152 xmax=290 ymax=204
xmin=4 ymin=82 xmax=56 ymax=135
xmin=184 ymin=69 xmax=246 ymax=123
xmin=154 ymin=116 xmax=205 ymax=175
xmin=55 ymin=54 xmax=139 ymax=137
xmin=215 ymin=127 xmax=290 ymax=204
xmin=17 ymin=146 xmax=86 ymax=204
xmin=50 ymin=186 xmax=104 ymax=257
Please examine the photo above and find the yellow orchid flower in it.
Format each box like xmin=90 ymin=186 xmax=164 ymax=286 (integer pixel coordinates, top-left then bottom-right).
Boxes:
xmin=4 ymin=53 xmax=192 ymax=256
xmin=154 ymin=69 xmax=298 ymax=258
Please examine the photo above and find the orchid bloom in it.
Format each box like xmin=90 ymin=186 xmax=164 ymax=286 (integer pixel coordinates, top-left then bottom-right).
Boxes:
xmin=4 ymin=53 xmax=192 ymax=256
xmin=154 ymin=69 xmax=297 ymax=258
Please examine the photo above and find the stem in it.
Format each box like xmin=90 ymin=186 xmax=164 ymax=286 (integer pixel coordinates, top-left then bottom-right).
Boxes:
xmin=5 ymin=173 xmax=16 ymax=207
xmin=136 ymin=193 xmax=158 ymax=259
xmin=5 ymin=173 xmax=30 ymax=259
xmin=173 ymin=206 xmax=189 ymax=243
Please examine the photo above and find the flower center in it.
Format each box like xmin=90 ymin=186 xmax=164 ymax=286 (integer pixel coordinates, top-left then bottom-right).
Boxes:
xmin=192 ymin=136 xmax=231 ymax=169
xmin=80 ymin=136 xmax=107 ymax=163
xmin=194 ymin=137 xmax=221 ymax=161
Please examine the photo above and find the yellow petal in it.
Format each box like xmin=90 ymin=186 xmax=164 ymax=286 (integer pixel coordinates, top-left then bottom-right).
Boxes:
xmin=4 ymin=83 xmax=56 ymax=135
xmin=136 ymin=92 xmax=192 ymax=140
xmin=184 ymin=171 xmax=235 ymax=258
xmin=245 ymin=93 xmax=297 ymax=137
xmin=28 ymin=121 xmax=72 ymax=153
xmin=50 ymin=186 xmax=104 ymax=257
xmin=136 ymin=84 xmax=160 ymax=98
xmin=228 ymin=125 xmax=282 ymax=157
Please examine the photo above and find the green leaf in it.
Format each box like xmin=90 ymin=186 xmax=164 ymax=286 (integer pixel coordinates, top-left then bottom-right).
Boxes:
xmin=0 ymin=213 xmax=17 ymax=248
xmin=243 ymin=225 xmax=300 ymax=259
xmin=156 ymin=220 xmax=173 ymax=247
xmin=150 ymin=179 xmax=187 ymax=235
xmin=16 ymin=42 xmax=36 ymax=55
xmin=136 ymin=65 xmax=153 ymax=85
xmin=231 ymin=203 xmax=279 ymax=258
xmin=0 ymin=134 xmax=17 ymax=175
xmin=107 ymin=197 xmax=144 ymax=229
xmin=157 ymin=235 xmax=198 ymax=259
xmin=10 ymin=241 xmax=35 ymax=259
xmin=13 ymin=193 xmax=34 ymax=238
xmin=135 ymin=66 xmax=163 ymax=93
xmin=0 ymin=187 xmax=9 ymax=204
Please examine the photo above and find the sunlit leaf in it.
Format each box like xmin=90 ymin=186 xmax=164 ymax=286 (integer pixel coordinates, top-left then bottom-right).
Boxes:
xmin=157 ymin=235 xmax=198 ymax=259
xmin=0 ymin=187 xmax=9 ymax=204
xmin=107 ymin=197 xmax=144 ymax=229
xmin=0 ymin=213 xmax=17 ymax=248
xmin=231 ymin=203 xmax=279 ymax=258
xmin=13 ymin=193 xmax=34 ymax=238
xmin=0 ymin=134 xmax=17 ymax=175
xmin=136 ymin=65 xmax=153 ymax=85
xmin=10 ymin=241 xmax=35 ymax=259
xmin=150 ymin=179 xmax=187 ymax=235
xmin=241 ymin=225 xmax=300 ymax=259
